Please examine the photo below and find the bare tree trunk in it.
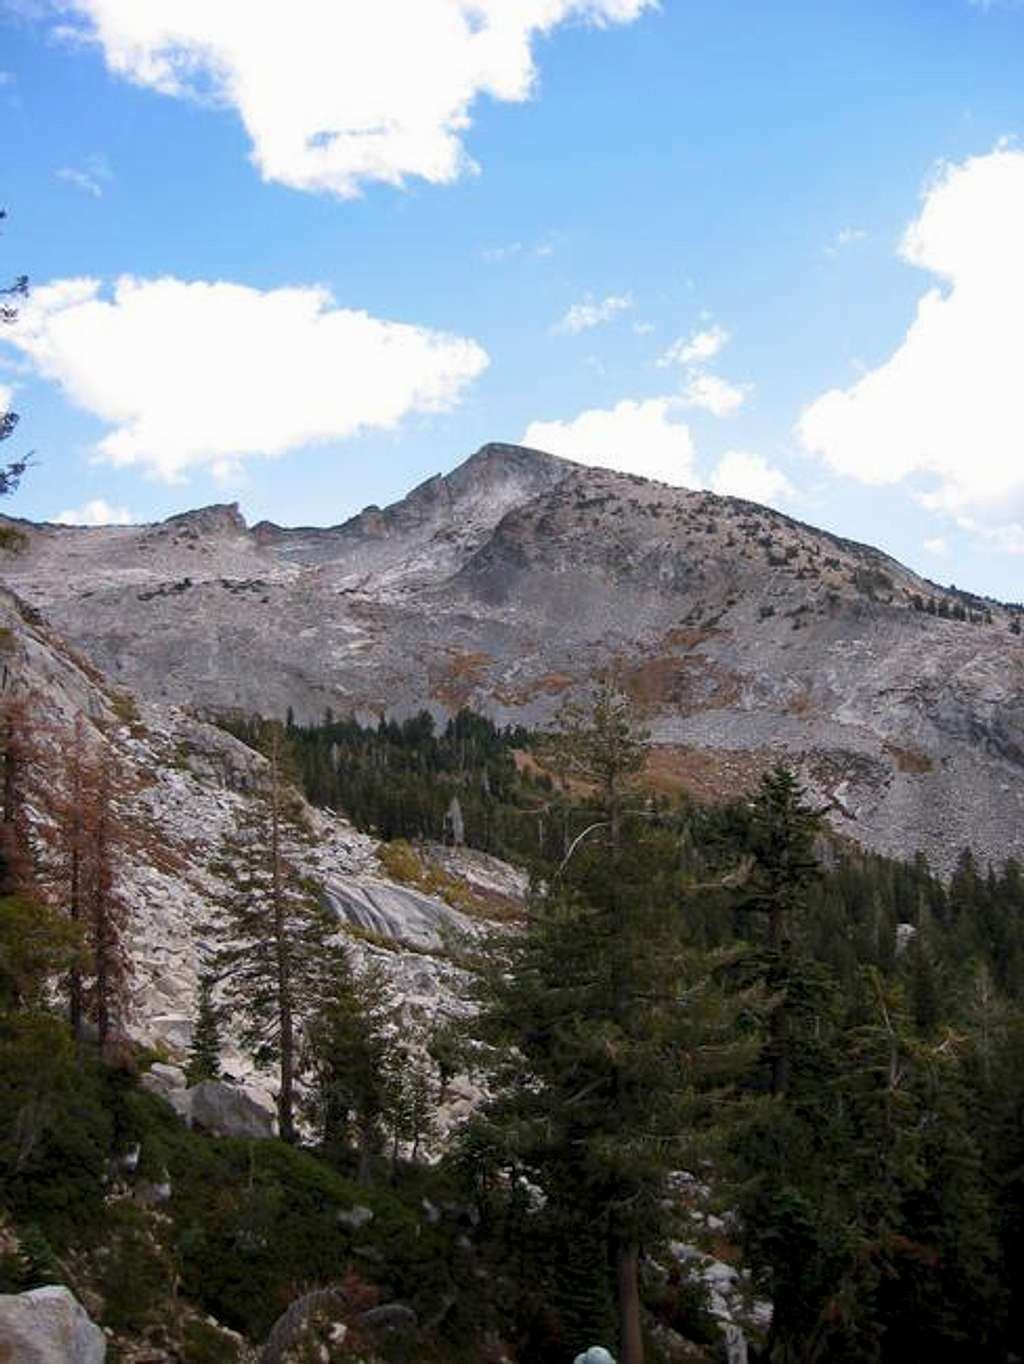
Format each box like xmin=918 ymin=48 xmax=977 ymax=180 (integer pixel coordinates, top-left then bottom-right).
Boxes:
xmin=92 ymin=762 xmax=113 ymax=1056
xmin=69 ymin=841 xmax=83 ymax=1040
xmin=616 ymin=1240 xmax=644 ymax=1364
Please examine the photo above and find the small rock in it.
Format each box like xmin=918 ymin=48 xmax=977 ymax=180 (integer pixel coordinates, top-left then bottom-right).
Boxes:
xmin=359 ymin=1302 xmax=418 ymax=1333
xmin=421 ymin=1197 xmax=441 ymax=1225
xmin=337 ymin=1204 xmax=375 ymax=1231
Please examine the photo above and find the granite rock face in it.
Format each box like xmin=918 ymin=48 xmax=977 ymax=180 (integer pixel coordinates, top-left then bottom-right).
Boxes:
xmin=0 ymin=1285 xmax=106 ymax=1364
xmin=0 ymin=583 xmax=487 ymax=1099
xmin=3 ymin=440 xmax=1023 ymax=875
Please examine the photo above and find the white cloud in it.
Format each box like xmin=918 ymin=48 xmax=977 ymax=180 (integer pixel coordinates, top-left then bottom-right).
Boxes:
xmin=658 ymin=323 xmax=729 ymax=368
xmin=681 ymin=372 xmax=747 ymax=417
xmin=54 ymin=498 xmax=135 ymax=525
xmin=553 ymin=292 xmax=633 ymax=335
xmin=923 ymin=536 xmax=949 ymax=555
xmin=523 ymin=397 xmax=698 ymax=485
xmin=4 ymin=275 xmax=489 ymax=481
xmin=709 ymin=450 xmax=795 ymax=508
xmin=654 ymin=320 xmax=746 ymax=415
xmin=56 ymin=153 xmax=113 ymax=198
xmin=797 ymin=147 xmax=1024 ymax=550
xmin=54 ymin=0 xmax=654 ymax=197
xmin=0 ymin=383 xmax=13 ymax=414
xmin=632 ymin=320 xmax=655 ymax=336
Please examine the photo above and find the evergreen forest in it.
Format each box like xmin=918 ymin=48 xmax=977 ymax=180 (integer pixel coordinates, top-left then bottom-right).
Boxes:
xmin=3 ymin=693 xmax=1024 ymax=1362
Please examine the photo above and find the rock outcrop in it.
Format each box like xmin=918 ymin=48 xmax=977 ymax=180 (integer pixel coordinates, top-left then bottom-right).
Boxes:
xmin=0 ymin=1285 xmax=106 ymax=1363
xmin=0 ymin=580 xmax=490 ymax=1088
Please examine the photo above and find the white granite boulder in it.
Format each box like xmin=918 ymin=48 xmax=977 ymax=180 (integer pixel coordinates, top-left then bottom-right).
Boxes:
xmin=0 ymin=1285 xmax=105 ymax=1363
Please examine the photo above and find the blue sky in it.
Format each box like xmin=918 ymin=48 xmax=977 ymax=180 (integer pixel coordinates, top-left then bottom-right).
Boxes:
xmin=2 ymin=0 xmax=1024 ymax=600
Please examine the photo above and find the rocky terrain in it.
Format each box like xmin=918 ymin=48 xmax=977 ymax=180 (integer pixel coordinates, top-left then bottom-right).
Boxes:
xmin=0 ymin=584 xmax=504 ymax=1099
xmin=3 ymin=441 xmax=1023 ymax=873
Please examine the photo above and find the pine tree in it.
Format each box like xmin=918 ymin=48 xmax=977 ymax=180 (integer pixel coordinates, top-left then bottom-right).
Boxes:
xmin=185 ymin=974 xmax=222 ymax=1084
xmin=84 ymin=742 xmax=130 ymax=1055
xmin=468 ymin=685 xmax=759 ymax=1364
xmin=737 ymin=764 xmax=823 ymax=1096
xmin=206 ymin=728 xmax=344 ymax=1142
xmin=304 ymin=953 xmax=401 ymax=1179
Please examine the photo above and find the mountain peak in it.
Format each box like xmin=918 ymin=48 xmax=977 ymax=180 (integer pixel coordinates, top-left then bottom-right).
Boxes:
xmin=160 ymin=503 xmax=248 ymax=536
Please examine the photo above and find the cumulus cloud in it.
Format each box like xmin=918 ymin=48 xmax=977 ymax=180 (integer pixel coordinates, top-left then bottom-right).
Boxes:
xmin=523 ymin=397 xmax=699 ymax=485
xmin=53 ymin=0 xmax=654 ymax=197
xmin=0 ymin=384 xmax=13 ymax=415
xmin=681 ymin=372 xmax=747 ymax=418
xmin=658 ymin=323 xmax=729 ymax=368
xmin=923 ymin=536 xmax=949 ymax=555
xmin=797 ymin=147 xmax=1024 ymax=549
xmin=3 ymin=275 xmax=489 ymax=481
xmin=709 ymin=450 xmax=795 ymax=507
xmin=655 ymin=320 xmax=747 ymax=416
xmin=553 ymin=293 xmax=633 ymax=335
xmin=54 ymin=498 xmax=135 ymax=525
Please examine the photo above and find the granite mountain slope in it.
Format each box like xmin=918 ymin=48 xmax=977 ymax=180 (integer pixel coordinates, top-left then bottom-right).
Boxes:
xmin=4 ymin=441 xmax=1023 ymax=873
xmin=0 ymin=584 xmax=497 ymax=1079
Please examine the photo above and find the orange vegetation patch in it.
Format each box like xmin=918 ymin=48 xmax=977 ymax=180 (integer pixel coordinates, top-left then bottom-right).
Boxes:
xmin=664 ymin=625 xmax=719 ymax=650
xmin=643 ymin=745 xmax=771 ymax=802
xmin=623 ymin=654 xmax=741 ymax=711
xmin=494 ymin=671 xmax=576 ymax=706
xmin=785 ymin=688 xmax=815 ymax=717
xmin=883 ymin=741 xmax=934 ymax=775
xmin=429 ymin=649 xmax=493 ymax=711
xmin=513 ymin=747 xmax=594 ymax=797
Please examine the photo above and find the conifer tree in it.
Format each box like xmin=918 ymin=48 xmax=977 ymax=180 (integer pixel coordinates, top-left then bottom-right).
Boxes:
xmin=737 ymin=764 xmax=823 ymax=1096
xmin=84 ymin=742 xmax=130 ymax=1055
xmin=469 ymin=685 xmax=758 ymax=1364
xmin=40 ymin=716 xmax=131 ymax=1053
xmin=304 ymin=953 xmax=403 ymax=1179
xmin=186 ymin=974 xmax=222 ymax=1084
xmin=206 ymin=728 xmax=344 ymax=1142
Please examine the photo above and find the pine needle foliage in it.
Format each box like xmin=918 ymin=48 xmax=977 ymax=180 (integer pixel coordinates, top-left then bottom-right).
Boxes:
xmin=205 ymin=729 xmax=346 ymax=1141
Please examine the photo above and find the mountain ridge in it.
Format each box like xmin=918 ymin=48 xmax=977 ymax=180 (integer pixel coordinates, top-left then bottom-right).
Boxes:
xmin=3 ymin=441 xmax=1023 ymax=873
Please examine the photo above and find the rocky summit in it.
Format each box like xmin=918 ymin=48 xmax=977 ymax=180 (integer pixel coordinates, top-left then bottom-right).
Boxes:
xmin=3 ymin=441 xmax=1023 ymax=873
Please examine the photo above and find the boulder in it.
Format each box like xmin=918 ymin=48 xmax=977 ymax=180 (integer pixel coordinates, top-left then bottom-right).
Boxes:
xmin=0 ymin=1284 xmax=105 ymax=1363
xmin=359 ymin=1302 xmax=418 ymax=1333
xmin=140 ymin=1062 xmax=187 ymax=1099
xmin=185 ymin=1080 xmax=277 ymax=1139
